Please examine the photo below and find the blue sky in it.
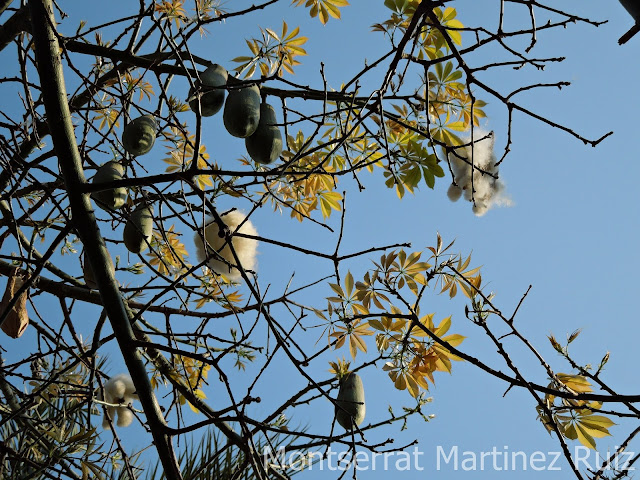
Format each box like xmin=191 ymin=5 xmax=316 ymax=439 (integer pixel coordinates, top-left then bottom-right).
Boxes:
xmin=2 ymin=1 xmax=640 ymax=478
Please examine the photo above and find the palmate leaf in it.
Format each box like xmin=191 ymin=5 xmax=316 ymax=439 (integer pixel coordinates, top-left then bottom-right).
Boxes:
xmin=328 ymin=357 xmax=351 ymax=378
xmin=459 ymin=96 xmax=487 ymax=128
xmin=556 ymin=373 xmax=593 ymax=394
xmin=154 ymin=0 xmax=187 ymax=27
xmin=233 ymin=21 xmax=308 ymax=77
xmin=578 ymin=415 xmax=616 ymax=437
xmin=436 ymin=7 xmax=464 ymax=46
xmin=147 ymin=225 xmax=189 ymax=278
xmin=390 ymin=249 xmax=431 ymax=294
xmin=328 ymin=319 xmax=374 ymax=359
xmin=93 ymin=107 xmax=120 ymax=131
xmin=412 ymin=315 xmax=465 ymax=375
xmin=559 ymin=412 xmax=615 ymax=450
xmin=438 ymin=252 xmax=481 ymax=299
xmin=318 ymin=190 xmax=342 ymax=218
xmin=162 ymin=127 xmax=214 ymax=189
xmin=291 ymin=0 xmax=350 ymax=25
xmin=193 ymin=0 xmax=228 ymax=21
xmin=264 ymin=129 xmax=345 ymax=221
xmin=123 ymin=72 xmax=155 ymax=102
xmin=539 ymin=373 xmax=616 ymax=450
xmin=389 ymin=367 xmax=421 ymax=398
xmin=355 ymin=271 xmax=390 ymax=310
xmin=327 ymin=271 xmax=367 ymax=314
xmin=373 ymin=309 xmax=465 ymax=397
xmin=193 ymin=270 xmax=243 ymax=310
xmin=384 ymin=139 xmax=446 ymax=197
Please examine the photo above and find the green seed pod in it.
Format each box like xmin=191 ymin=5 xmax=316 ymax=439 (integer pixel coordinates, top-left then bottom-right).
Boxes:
xmin=123 ymin=204 xmax=154 ymax=253
xmin=335 ymin=373 xmax=366 ymax=430
xmin=122 ymin=115 xmax=157 ymax=156
xmin=245 ymin=102 xmax=283 ymax=165
xmin=83 ymin=250 xmax=115 ymax=290
xmin=91 ymin=161 xmax=127 ymax=211
xmin=223 ymin=80 xmax=261 ymax=138
xmin=189 ymin=64 xmax=228 ymax=117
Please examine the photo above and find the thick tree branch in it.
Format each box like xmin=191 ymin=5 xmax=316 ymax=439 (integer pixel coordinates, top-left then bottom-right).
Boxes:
xmin=27 ymin=1 xmax=183 ymax=478
xmin=0 ymin=5 xmax=29 ymax=53
xmin=619 ymin=23 xmax=640 ymax=45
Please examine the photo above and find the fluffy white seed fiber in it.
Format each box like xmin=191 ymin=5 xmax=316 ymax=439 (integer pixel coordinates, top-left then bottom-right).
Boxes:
xmin=105 ymin=373 xmax=137 ymax=403
xmin=447 ymin=130 xmax=512 ymax=216
xmin=102 ymin=373 xmax=137 ymax=428
xmin=194 ymin=210 xmax=258 ymax=280
xmin=116 ymin=408 xmax=134 ymax=427
xmin=446 ymin=183 xmax=462 ymax=202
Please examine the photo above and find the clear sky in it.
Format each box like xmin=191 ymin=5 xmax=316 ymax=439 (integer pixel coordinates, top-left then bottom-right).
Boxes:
xmin=2 ymin=1 xmax=639 ymax=479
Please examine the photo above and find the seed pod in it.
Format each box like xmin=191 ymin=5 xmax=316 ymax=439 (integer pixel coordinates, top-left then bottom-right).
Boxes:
xmin=245 ymin=102 xmax=283 ymax=165
xmin=335 ymin=373 xmax=366 ymax=430
xmin=83 ymin=250 xmax=115 ymax=290
xmin=223 ymin=79 xmax=261 ymax=138
xmin=91 ymin=161 xmax=127 ymax=211
xmin=189 ymin=64 xmax=228 ymax=117
xmin=123 ymin=204 xmax=154 ymax=253
xmin=0 ymin=269 xmax=29 ymax=338
xmin=122 ymin=115 xmax=157 ymax=156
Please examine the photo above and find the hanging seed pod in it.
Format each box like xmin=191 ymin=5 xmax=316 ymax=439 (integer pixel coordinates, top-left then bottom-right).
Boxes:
xmin=0 ymin=268 xmax=29 ymax=338
xmin=223 ymin=79 xmax=261 ymax=138
xmin=335 ymin=372 xmax=366 ymax=430
xmin=122 ymin=114 xmax=157 ymax=156
xmin=123 ymin=203 xmax=154 ymax=253
xmin=91 ymin=161 xmax=127 ymax=211
xmin=245 ymin=102 xmax=283 ymax=165
xmin=189 ymin=63 xmax=228 ymax=117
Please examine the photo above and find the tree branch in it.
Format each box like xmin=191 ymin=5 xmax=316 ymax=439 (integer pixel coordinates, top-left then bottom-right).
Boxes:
xmin=619 ymin=23 xmax=640 ymax=45
xmin=27 ymin=1 xmax=183 ymax=478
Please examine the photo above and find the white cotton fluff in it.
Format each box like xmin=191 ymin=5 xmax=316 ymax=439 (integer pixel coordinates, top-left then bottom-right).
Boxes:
xmin=102 ymin=406 xmax=116 ymax=429
xmin=447 ymin=183 xmax=463 ymax=202
xmin=102 ymin=373 xmax=137 ymax=428
xmin=105 ymin=373 xmax=137 ymax=403
xmin=194 ymin=210 xmax=258 ymax=280
xmin=102 ymin=405 xmax=134 ymax=428
xmin=116 ymin=408 xmax=134 ymax=427
xmin=447 ymin=130 xmax=512 ymax=216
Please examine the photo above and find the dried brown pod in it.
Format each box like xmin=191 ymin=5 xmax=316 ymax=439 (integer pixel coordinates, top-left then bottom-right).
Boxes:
xmin=0 ymin=268 xmax=29 ymax=338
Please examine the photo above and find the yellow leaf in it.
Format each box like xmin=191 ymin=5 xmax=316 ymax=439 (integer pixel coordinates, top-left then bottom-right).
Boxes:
xmin=406 ymin=373 xmax=420 ymax=397
xmin=575 ymin=423 xmax=597 ymax=450
xmin=556 ymin=374 xmax=593 ymax=394
xmin=440 ymin=333 xmax=465 ymax=348
xmin=446 ymin=120 xmax=467 ymax=132
xmin=434 ymin=315 xmax=451 ymax=336
xmin=579 ymin=415 xmax=615 ymax=437
xmin=580 ymin=415 xmax=615 ymax=430
xmin=344 ymin=271 xmax=354 ymax=296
